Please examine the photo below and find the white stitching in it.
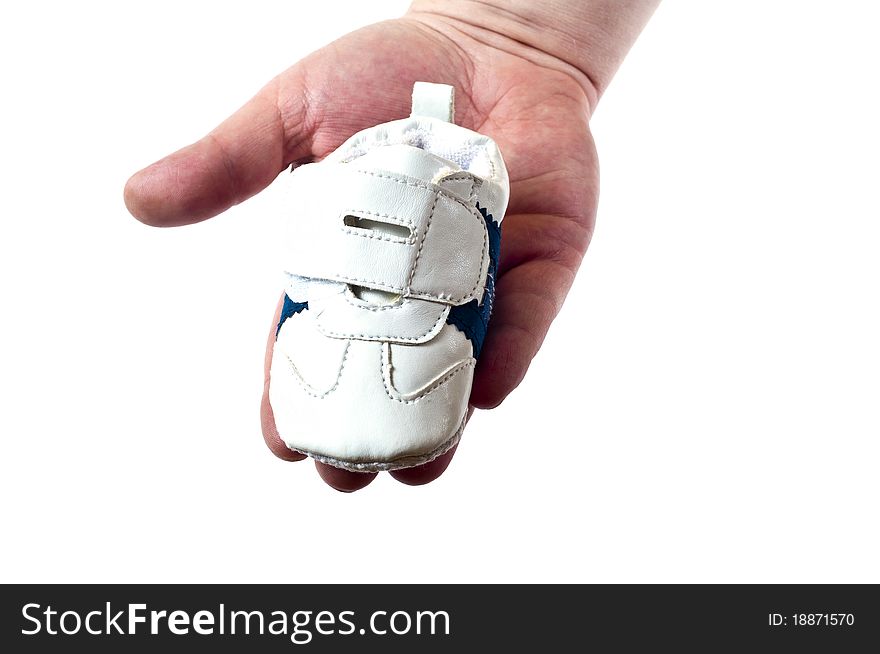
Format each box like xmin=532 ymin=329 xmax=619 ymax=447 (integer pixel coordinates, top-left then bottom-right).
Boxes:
xmin=339 ymin=208 xmax=417 ymax=244
xmin=352 ymin=168 xmax=480 ymax=215
xmin=402 ymin=197 xmax=489 ymax=304
xmin=340 ymin=226 xmax=416 ymax=245
xmin=317 ymin=305 xmax=448 ymax=342
xmin=401 ymin=190 xmax=487 ymax=304
xmin=437 ymin=173 xmax=474 ymax=183
xmin=281 ymin=341 xmax=350 ymax=399
xmin=292 ymin=168 xmax=489 ymax=303
xmin=381 ymin=343 xmax=475 ymax=404
xmin=342 ymin=208 xmax=416 ymax=228
xmin=342 ymin=289 xmax=404 ymax=312
xmin=406 ymin=191 xmax=438 ymax=291
xmin=436 ymin=173 xmax=477 ymax=202
xmin=298 ymin=411 xmax=468 ymax=472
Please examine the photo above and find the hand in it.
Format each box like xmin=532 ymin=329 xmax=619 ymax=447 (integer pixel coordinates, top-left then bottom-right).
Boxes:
xmin=124 ymin=9 xmax=599 ymax=490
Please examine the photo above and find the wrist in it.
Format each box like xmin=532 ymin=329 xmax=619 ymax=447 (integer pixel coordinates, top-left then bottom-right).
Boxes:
xmin=407 ymin=0 xmax=660 ymax=113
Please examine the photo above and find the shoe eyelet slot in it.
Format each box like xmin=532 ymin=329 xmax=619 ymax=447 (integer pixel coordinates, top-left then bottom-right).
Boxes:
xmin=342 ymin=214 xmax=413 ymax=242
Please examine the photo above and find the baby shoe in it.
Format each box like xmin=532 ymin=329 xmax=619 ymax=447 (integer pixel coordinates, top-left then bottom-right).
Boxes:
xmin=269 ymin=82 xmax=508 ymax=472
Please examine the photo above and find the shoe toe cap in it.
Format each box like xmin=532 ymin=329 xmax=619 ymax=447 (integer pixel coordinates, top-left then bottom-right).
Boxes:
xmin=269 ymin=323 xmax=474 ymax=470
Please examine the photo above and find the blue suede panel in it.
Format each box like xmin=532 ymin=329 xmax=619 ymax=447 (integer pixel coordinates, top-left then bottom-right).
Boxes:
xmin=276 ymin=294 xmax=308 ymax=338
xmin=446 ymin=204 xmax=501 ymax=358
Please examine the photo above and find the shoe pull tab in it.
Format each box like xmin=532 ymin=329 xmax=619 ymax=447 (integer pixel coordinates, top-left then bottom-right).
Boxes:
xmin=410 ymin=82 xmax=455 ymax=123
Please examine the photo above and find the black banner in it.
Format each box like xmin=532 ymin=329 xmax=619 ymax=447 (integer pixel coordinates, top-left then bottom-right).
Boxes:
xmin=1 ymin=585 xmax=877 ymax=651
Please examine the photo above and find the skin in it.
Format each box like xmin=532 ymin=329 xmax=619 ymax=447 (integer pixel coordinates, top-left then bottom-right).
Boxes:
xmin=124 ymin=1 xmax=659 ymax=491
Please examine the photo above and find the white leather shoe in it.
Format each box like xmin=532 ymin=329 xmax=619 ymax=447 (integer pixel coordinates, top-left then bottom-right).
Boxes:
xmin=269 ymin=82 xmax=508 ymax=472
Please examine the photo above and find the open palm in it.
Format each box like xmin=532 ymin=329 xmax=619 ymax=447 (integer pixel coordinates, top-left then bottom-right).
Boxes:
xmin=125 ymin=15 xmax=598 ymax=489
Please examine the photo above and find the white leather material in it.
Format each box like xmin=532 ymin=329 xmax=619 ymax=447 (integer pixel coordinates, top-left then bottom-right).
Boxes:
xmin=284 ymin=275 xmax=451 ymax=344
xmin=282 ymin=149 xmax=488 ymax=304
xmin=411 ymin=82 xmax=455 ymax=122
xmin=356 ymin=144 xmax=463 ymax=186
xmin=275 ymin=313 xmax=350 ymax=396
xmin=270 ymin=337 xmax=473 ymax=467
xmin=269 ymin=82 xmax=509 ymax=471
xmin=326 ymin=117 xmax=509 ymax=218
xmin=387 ymin=325 xmax=473 ymax=396
xmin=314 ymin=288 xmax=450 ymax=344
xmin=436 ymin=172 xmax=481 ymax=202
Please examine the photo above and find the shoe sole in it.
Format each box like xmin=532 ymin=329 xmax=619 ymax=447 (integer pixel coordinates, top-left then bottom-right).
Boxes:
xmin=289 ymin=409 xmax=467 ymax=473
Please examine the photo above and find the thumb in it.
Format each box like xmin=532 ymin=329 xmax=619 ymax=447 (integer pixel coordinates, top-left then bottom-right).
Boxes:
xmin=124 ymin=70 xmax=314 ymax=227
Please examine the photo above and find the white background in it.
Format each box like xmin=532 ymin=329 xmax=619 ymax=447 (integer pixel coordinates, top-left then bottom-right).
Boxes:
xmin=1 ymin=1 xmax=878 ymax=583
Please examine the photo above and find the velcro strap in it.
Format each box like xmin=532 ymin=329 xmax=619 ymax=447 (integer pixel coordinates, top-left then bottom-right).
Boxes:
xmin=282 ymin=163 xmax=488 ymax=305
